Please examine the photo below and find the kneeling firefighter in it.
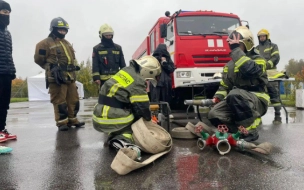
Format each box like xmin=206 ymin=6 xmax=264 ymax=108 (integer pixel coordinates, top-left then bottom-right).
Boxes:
xmin=92 ymin=55 xmax=161 ymax=149
xmin=208 ymin=26 xmax=270 ymax=142
xmin=34 ymin=17 xmax=85 ymax=131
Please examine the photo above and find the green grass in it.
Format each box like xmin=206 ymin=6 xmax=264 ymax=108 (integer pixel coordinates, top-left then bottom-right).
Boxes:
xmin=280 ymin=95 xmax=295 ymax=107
xmin=10 ymin=98 xmax=28 ymax=103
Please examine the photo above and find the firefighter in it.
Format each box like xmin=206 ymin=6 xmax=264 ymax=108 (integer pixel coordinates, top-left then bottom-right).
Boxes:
xmin=92 ymin=55 xmax=161 ymax=150
xmin=150 ymin=44 xmax=175 ymax=117
xmin=34 ymin=17 xmax=85 ymax=131
xmin=208 ymin=26 xmax=270 ymax=142
xmin=92 ymin=23 xmax=126 ymax=88
xmin=256 ymin=29 xmax=282 ymax=124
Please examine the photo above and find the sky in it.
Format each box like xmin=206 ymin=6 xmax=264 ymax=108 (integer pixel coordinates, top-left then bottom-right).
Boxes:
xmin=7 ymin=0 xmax=304 ymax=78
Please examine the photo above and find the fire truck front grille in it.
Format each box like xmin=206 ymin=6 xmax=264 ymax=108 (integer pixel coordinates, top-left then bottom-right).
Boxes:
xmin=192 ymin=55 xmax=230 ymax=64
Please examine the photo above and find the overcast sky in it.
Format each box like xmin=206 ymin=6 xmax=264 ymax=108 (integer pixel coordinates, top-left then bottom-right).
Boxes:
xmin=8 ymin=0 xmax=304 ymax=78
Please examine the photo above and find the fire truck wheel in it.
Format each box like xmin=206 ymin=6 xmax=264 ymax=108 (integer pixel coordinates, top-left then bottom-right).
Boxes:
xmin=170 ymin=127 xmax=198 ymax=139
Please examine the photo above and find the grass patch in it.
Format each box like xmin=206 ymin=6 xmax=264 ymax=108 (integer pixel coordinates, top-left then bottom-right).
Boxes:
xmin=280 ymin=94 xmax=295 ymax=107
xmin=10 ymin=98 xmax=28 ymax=103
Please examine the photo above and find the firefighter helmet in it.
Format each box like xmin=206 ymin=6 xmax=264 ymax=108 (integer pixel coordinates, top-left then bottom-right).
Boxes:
xmin=257 ymin=29 xmax=270 ymax=40
xmin=229 ymin=26 xmax=255 ymax=51
xmin=99 ymin=24 xmax=114 ymax=38
xmin=134 ymin=55 xmax=161 ymax=80
xmin=49 ymin=17 xmax=69 ymax=32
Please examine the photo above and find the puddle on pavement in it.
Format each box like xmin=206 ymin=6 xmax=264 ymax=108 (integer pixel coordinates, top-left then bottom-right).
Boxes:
xmin=9 ymin=113 xmax=29 ymax=115
xmin=238 ymin=150 xmax=288 ymax=170
xmin=10 ymin=107 xmax=29 ymax=109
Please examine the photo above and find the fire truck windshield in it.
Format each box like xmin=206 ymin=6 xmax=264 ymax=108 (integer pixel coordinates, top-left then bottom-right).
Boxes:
xmin=176 ymin=16 xmax=240 ymax=36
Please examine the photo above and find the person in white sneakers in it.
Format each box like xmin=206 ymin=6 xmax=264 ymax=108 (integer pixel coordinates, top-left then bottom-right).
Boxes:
xmin=0 ymin=1 xmax=17 ymax=142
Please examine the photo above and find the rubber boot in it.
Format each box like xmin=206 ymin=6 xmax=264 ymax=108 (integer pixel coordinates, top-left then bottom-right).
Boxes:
xmin=273 ymin=106 xmax=282 ymax=125
xmin=58 ymin=125 xmax=69 ymax=131
xmin=73 ymin=122 xmax=85 ymax=128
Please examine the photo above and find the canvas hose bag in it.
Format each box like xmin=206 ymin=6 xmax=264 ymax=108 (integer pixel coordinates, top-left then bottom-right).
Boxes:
xmin=111 ymin=118 xmax=172 ymax=175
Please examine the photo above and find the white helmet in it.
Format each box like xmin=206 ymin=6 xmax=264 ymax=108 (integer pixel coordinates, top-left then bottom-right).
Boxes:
xmin=134 ymin=55 xmax=161 ymax=80
xmin=99 ymin=23 xmax=114 ymax=38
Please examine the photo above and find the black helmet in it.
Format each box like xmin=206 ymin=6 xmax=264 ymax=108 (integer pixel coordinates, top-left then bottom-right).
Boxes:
xmin=49 ymin=17 xmax=69 ymax=32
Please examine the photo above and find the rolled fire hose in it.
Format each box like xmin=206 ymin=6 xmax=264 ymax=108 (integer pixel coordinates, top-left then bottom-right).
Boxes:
xmin=111 ymin=118 xmax=172 ymax=175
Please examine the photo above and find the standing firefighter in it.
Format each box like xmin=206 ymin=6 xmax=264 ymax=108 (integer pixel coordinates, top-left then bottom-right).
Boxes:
xmin=92 ymin=55 xmax=161 ymax=150
xmin=208 ymin=26 xmax=270 ymax=142
xmin=256 ymin=29 xmax=282 ymax=124
xmin=92 ymin=23 xmax=126 ymax=88
xmin=34 ymin=17 xmax=85 ymax=131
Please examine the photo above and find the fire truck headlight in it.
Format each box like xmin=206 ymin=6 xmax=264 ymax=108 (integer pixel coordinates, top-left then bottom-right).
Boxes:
xmin=177 ymin=71 xmax=191 ymax=78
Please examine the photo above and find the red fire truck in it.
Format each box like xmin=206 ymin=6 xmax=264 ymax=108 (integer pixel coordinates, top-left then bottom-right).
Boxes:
xmin=132 ymin=10 xmax=248 ymax=110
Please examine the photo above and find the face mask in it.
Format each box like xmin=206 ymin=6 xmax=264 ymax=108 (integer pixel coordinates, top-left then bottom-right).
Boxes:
xmin=52 ymin=29 xmax=66 ymax=39
xmin=0 ymin=14 xmax=9 ymax=27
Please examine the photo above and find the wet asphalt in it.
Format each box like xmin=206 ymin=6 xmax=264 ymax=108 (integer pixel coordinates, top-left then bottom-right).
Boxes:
xmin=0 ymin=98 xmax=304 ymax=190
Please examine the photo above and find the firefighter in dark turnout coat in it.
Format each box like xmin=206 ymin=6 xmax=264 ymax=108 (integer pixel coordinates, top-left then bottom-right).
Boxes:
xmin=92 ymin=24 xmax=126 ymax=87
xmin=208 ymin=26 xmax=270 ymax=142
xmin=256 ymin=29 xmax=282 ymax=124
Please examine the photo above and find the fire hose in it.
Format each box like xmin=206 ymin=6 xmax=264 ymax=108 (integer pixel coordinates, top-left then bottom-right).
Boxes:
xmin=111 ymin=118 xmax=172 ymax=175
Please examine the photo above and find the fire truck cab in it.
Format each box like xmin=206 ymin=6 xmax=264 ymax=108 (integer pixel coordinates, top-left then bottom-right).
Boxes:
xmin=132 ymin=10 xmax=247 ymax=110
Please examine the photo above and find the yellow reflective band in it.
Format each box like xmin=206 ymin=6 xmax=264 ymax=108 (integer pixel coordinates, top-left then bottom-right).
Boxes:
xmin=255 ymin=58 xmax=267 ymax=71
xmin=92 ymin=114 xmax=134 ymax=124
xmin=100 ymin=75 xmax=113 ymax=80
xmin=246 ymin=118 xmax=261 ymax=130
xmin=107 ymin=83 xmax=121 ymax=97
xmin=59 ymin=41 xmax=71 ymax=64
xmin=122 ymin=133 xmax=133 ymax=140
xmin=130 ymin=95 xmax=149 ymax=103
xmin=270 ymin=103 xmax=282 ymax=107
xmin=215 ymin=91 xmax=227 ymax=97
xmin=92 ymin=72 xmax=100 ymax=76
xmin=268 ymin=72 xmax=285 ymax=79
xmin=271 ymin=51 xmax=279 ymax=56
xmin=252 ymin=92 xmax=270 ymax=104
xmin=112 ymin=70 xmax=134 ymax=88
xmin=112 ymin=51 xmax=120 ymax=55
xmin=98 ymin=51 xmax=108 ymax=55
xmin=220 ymin=80 xmax=228 ymax=88
xmin=102 ymin=105 xmax=110 ymax=118
xmin=268 ymin=60 xmax=274 ymax=68
xmin=223 ymin=66 xmax=228 ymax=73
xmin=234 ymin=56 xmax=251 ymax=72
xmin=264 ymin=47 xmax=273 ymax=52
xmin=58 ymin=22 xmax=64 ymax=26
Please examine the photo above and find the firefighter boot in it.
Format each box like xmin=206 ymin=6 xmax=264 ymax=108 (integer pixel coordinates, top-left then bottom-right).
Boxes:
xmin=273 ymin=106 xmax=282 ymax=125
xmin=67 ymin=118 xmax=85 ymax=128
xmin=58 ymin=125 xmax=69 ymax=131
xmin=240 ymin=118 xmax=261 ymax=142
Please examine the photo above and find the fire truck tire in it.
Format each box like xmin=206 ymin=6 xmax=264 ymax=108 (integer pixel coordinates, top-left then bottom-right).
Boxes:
xmin=170 ymin=127 xmax=198 ymax=139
